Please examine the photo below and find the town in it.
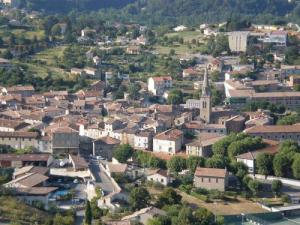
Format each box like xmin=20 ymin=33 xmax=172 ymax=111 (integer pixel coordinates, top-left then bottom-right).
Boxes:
xmin=0 ymin=0 xmax=300 ymax=225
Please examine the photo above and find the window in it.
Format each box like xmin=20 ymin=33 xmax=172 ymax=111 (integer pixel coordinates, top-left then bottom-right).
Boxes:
xmin=216 ymin=178 xmax=218 ymax=183
xmin=208 ymin=178 xmax=211 ymax=183
xmin=201 ymin=178 xmax=203 ymax=182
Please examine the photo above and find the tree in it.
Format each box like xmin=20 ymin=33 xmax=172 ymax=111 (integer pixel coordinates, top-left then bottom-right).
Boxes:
xmin=129 ymin=187 xmax=151 ymax=210
xmin=248 ymin=180 xmax=261 ymax=197
xmin=277 ymin=113 xmax=300 ymax=125
xmin=53 ymin=213 xmax=74 ymax=225
xmin=167 ymin=89 xmax=183 ymax=105
xmin=156 ymin=188 xmax=182 ymax=207
xmin=167 ymin=156 xmax=186 ymax=173
xmin=1 ymin=50 xmax=13 ymax=60
xmin=271 ymin=180 xmax=282 ymax=197
xmin=84 ymin=200 xmax=92 ymax=225
xmin=211 ymin=71 xmax=221 ymax=82
xmin=127 ymin=83 xmax=141 ymax=100
xmin=186 ymin=156 xmax=205 ymax=173
xmin=113 ymin=144 xmax=133 ymax=163
xmin=292 ymin=154 xmax=300 ymax=179
xmin=273 ymin=154 xmax=290 ymax=177
xmin=51 ymin=24 xmax=62 ymax=36
xmin=256 ymin=153 xmax=273 ymax=176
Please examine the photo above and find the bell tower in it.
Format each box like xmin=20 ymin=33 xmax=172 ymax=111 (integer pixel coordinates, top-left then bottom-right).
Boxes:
xmin=199 ymin=67 xmax=211 ymax=123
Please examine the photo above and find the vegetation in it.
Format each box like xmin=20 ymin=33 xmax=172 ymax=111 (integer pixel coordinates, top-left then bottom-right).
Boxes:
xmin=113 ymin=144 xmax=134 ymax=163
xmin=129 ymin=187 xmax=151 ymax=210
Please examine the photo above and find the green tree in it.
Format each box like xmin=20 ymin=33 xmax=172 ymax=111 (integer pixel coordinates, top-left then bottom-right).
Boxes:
xmin=129 ymin=187 xmax=151 ymax=210
xmin=156 ymin=188 xmax=182 ymax=207
xmin=248 ymin=180 xmax=261 ymax=197
xmin=256 ymin=153 xmax=273 ymax=176
xmin=292 ymin=153 xmax=300 ymax=179
xmin=113 ymin=144 xmax=133 ymax=163
xmin=271 ymin=180 xmax=282 ymax=197
xmin=167 ymin=156 xmax=186 ymax=173
xmin=167 ymin=89 xmax=183 ymax=105
xmin=186 ymin=156 xmax=205 ymax=173
xmin=53 ymin=213 xmax=74 ymax=225
xmin=84 ymin=200 xmax=92 ymax=225
xmin=51 ymin=24 xmax=62 ymax=36
xmin=127 ymin=83 xmax=141 ymax=100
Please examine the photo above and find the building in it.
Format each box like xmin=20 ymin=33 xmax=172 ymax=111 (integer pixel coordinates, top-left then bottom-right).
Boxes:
xmin=244 ymin=125 xmax=300 ymax=143
xmin=148 ymin=76 xmax=172 ymax=96
xmin=199 ymin=68 xmax=212 ymax=123
xmin=263 ymin=31 xmax=287 ymax=46
xmin=194 ymin=167 xmax=229 ymax=191
xmin=93 ymin=136 xmax=121 ymax=160
xmin=134 ymin=130 xmax=153 ymax=151
xmin=0 ymin=132 xmax=40 ymax=150
xmin=0 ymin=153 xmax=53 ymax=168
xmin=147 ymin=169 xmax=171 ymax=186
xmin=2 ymin=85 xmax=35 ymax=97
xmin=228 ymin=31 xmax=249 ymax=53
xmin=236 ymin=140 xmax=279 ymax=173
xmin=186 ymin=133 xmax=225 ymax=157
xmin=153 ymin=129 xmax=183 ymax=154
xmin=0 ymin=119 xmax=29 ymax=132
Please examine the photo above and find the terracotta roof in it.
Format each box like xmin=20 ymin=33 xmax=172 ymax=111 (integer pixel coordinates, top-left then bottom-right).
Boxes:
xmin=194 ymin=167 xmax=227 ymax=178
xmin=15 ymin=187 xmax=57 ymax=195
xmin=14 ymin=166 xmax=49 ymax=177
xmin=150 ymin=76 xmax=172 ymax=82
xmin=0 ymin=119 xmax=27 ymax=129
xmin=17 ymin=173 xmax=49 ymax=187
xmin=95 ymin=136 xmax=120 ymax=145
xmin=107 ymin=163 xmax=127 ymax=173
xmin=69 ymin=154 xmax=88 ymax=170
xmin=0 ymin=131 xmax=39 ymax=138
xmin=154 ymin=129 xmax=183 ymax=141
xmin=6 ymin=85 xmax=34 ymax=92
xmin=0 ymin=153 xmax=51 ymax=161
xmin=245 ymin=125 xmax=300 ymax=133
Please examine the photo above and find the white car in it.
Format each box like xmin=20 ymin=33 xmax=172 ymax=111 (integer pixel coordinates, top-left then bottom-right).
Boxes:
xmin=96 ymin=156 xmax=104 ymax=160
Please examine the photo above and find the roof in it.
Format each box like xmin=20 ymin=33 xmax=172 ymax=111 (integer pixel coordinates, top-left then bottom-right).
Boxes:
xmin=107 ymin=163 xmax=128 ymax=173
xmin=14 ymin=166 xmax=49 ymax=177
xmin=7 ymin=173 xmax=49 ymax=188
xmin=0 ymin=119 xmax=27 ymax=129
xmin=0 ymin=131 xmax=39 ymax=138
xmin=15 ymin=187 xmax=57 ymax=195
xmin=6 ymin=85 xmax=34 ymax=92
xmin=147 ymin=169 xmax=169 ymax=178
xmin=187 ymin=133 xmax=225 ymax=147
xmin=69 ymin=154 xmax=88 ymax=170
xmin=194 ymin=167 xmax=227 ymax=178
xmin=95 ymin=136 xmax=121 ymax=145
xmin=122 ymin=207 xmax=166 ymax=221
xmin=154 ymin=129 xmax=183 ymax=141
xmin=150 ymin=76 xmax=172 ymax=82
xmin=0 ymin=153 xmax=51 ymax=162
xmin=245 ymin=125 xmax=300 ymax=133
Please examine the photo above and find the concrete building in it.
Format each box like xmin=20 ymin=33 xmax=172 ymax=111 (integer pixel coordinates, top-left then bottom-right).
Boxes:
xmin=0 ymin=153 xmax=53 ymax=168
xmin=194 ymin=167 xmax=229 ymax=191
xmin=0 ymin=132 xmax=40 ymax=150
xmin=228 ymin=31 xmax=249 ymax=53
xmin=134 ymin=130 xmax=153 ymax=151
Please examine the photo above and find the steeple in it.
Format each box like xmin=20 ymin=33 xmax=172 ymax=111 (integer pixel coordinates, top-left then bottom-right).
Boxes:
xmin=201 ymin=67 xmax=211 ymax=97
xmin=199 ymin=66 xmax=212 ymax=123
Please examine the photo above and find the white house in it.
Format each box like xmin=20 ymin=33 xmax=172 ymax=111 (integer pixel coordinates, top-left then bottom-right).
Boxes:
xmin=148 ymin=76 xmax=172 ymax=96
xmin=173 ymin=25 xmax=187 ymax=32
xmin=147 ymin=169 xmax=171 ymax=186
xmin=134 ymin=130 xmax=153 ymax=150
xmin=153 ymin=128 xmax=183 ymax=154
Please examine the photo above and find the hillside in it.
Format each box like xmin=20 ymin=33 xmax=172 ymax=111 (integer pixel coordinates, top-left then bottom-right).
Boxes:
xmin=123 ymin=0 xmax=299 ymax=25
xmin=16 ymin=0 xmax=136 ymax=12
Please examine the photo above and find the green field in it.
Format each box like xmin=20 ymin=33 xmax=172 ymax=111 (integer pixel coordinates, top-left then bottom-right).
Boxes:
xmin=165 ymin=30 xmax=204 ymax=42
xmin=0 ymin=28 xmax=45 ymax=41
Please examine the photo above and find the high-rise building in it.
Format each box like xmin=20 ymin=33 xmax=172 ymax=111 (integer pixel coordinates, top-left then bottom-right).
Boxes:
xmin=228 ymin=31 xmax=249 ymax=53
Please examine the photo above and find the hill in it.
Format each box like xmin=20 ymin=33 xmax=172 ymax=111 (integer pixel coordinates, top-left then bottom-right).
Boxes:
xmin=122 ymin=0 xmax=299 ymax=25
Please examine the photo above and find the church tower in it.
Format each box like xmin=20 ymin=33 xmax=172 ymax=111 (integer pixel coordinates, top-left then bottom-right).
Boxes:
xmin=200 ymin=67 xmax=211 ymax=123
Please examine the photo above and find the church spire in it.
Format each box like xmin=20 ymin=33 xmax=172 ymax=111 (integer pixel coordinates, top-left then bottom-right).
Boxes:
xmin=202 ymin=67 xmax=210 ymax=96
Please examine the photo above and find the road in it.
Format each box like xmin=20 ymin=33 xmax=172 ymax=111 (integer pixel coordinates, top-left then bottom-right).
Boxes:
xmin=89 ymin=159 xmax=115 ymax=194
xmin=75 ymin=210 xmax=84 ymax=225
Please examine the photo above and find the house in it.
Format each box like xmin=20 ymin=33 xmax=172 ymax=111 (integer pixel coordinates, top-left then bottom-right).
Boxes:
xmin=70 ymin=68 xmax=83 ymax=76
xmin=81 ymin=28 xmax=96 ymax=37
xmin=2 ymin=85 xmax=35 ymax=97
xmin=0 ymin=153 xmax=52 ymax=168
xmin=153 ymin=129 xmax=183 ymax=154
xmin=148 ymin=76 xmax=172 ymax=96
xmin=182 ymin=68 xmax=200 ymax=79
xmin=186 ymin=133 xmax=225 ymax=157
xmin=13 ymin=166 xmax=49 ymax=179
xmin=126 ymin=46 xmax=141 ymax=55
xmin=84 ymin=67 xmax=100 ymax=77
xmin=194 ymin=167 xmax=229 ymax=191
xmin=106 ymin=162 xmax=128 ymax=177
xmin=69 ymin=154 xmax=89 ymax=172
xmin=236 ymin=140 xmax=279 ymax=173
xmin=0 ymin=119 xmax=29 ymax=132
xmin=121 ymin=207 xmax=166 ymax=225
xmin=134 ymin=130 xmax=153 ymax=151
xmin=147 ymin=169 xmax=171 ymax=186
xmin=0 ymin=58 xmax=11 ymax=68
xmin=93 ymin=136 xmax=120 ymax=160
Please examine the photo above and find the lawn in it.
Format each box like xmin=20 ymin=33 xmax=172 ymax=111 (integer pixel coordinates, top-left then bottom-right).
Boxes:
xmin=0 ymin=28 xmax=45 ymax=41
xmin=165 ymin=30 xmax=204 ymax=42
